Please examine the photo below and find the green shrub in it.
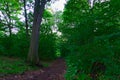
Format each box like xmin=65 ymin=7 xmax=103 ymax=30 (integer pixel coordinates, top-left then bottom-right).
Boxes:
xmin=0 ymin=31 xmax=57 ymax=60
xmin=65 ymin=38 xmax=120 ymax=80
xmin=0 ymin=56 xmax=38 ymax=75
xmin=0 ymin=33 xmax=29 ymax=58
xmin=39 ymin=33 xmax=57 ymax=60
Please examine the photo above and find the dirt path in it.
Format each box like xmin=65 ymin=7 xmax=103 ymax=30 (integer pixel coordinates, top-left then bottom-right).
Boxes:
xmin=0 ymin=59 xmax=66 ymax=80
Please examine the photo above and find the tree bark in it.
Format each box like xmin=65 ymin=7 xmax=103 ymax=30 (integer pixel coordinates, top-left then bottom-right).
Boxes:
xmin=28 ymin=0 xmax=47 ymax=65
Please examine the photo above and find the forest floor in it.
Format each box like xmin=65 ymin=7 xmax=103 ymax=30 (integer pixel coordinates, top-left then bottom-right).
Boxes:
xmin=0 ymin=58 xmax=66 ymax=80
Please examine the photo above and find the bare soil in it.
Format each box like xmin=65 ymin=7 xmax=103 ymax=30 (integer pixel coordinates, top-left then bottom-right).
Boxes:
xmin=0 ymin=59 xmax=66 ymax=80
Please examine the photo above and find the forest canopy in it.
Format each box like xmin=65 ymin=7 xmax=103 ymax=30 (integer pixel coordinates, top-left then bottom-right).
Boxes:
xmin=0 ymin=0 xmax=120 ymax=80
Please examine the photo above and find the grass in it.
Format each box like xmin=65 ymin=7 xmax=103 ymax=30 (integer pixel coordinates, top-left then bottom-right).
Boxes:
xmin=0 ymin=56 xmax=38 ymax=76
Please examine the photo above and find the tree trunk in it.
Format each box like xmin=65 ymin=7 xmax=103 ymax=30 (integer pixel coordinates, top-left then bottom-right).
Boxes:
xmin=6 ymin=2 xmax=12 ymax=37
xmin=23 ymin=0 xmax=29 ymax=37
xmin=8 ymin=23 xmax=12 ymax=37
xmin=28 ymin=0 xmax=46 ymax=65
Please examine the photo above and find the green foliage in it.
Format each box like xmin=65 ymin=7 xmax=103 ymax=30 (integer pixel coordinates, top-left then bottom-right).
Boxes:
xmin=39 ymin=10 xmax=57 ymax=60
xmin=39 ymin=33 xmax=57 ymax=60
xmin=0 ymin=56 xmax=38 ymax=75
xmin=0 ymin=33 xmax=29 ymax=58
xmin=61 ymin=0 xmax=120 ymax=80
xmin=0 ymin=1 xmax=57 ymax=60
xmin=43 ymin=10 xmax=53 ymax=18
xmin=0 ymin=0 xmax=21 ymax=35
xmin=65 ymin=39 xmax=120 ymax=80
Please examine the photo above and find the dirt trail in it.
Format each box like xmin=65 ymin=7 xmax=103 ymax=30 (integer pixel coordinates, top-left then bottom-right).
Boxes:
xmin=0 ymin=59 xmax=66 ymax=80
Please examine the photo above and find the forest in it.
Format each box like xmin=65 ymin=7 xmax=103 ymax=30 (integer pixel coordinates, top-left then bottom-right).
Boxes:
xmin=0 ymin=0 xmax=120 ymax=80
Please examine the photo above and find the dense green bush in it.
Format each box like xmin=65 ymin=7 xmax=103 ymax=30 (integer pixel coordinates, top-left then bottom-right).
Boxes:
xmin=39 ymin=33 xmax=57 ymax=60
xmin=65 ymin=38 xmax=120 ymax=80
xmin=0 ymin=33 xmax=29 ymax=58
xmin=0 ymin=31 xmax=57 ymax=60
xmin=60 ymin=0 xmax=120 ymax=80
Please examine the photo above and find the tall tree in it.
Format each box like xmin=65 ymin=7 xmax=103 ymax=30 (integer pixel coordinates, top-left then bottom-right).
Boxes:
xmin=28 ymin=0 xmax=51 ymax=65
xmin=0 ymin=0 xmax=20 ymax=36
xmin=5 ymin=2 xmax=12 ymax=37
xmin=23 ymin=0 xmax=29 ymax=36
